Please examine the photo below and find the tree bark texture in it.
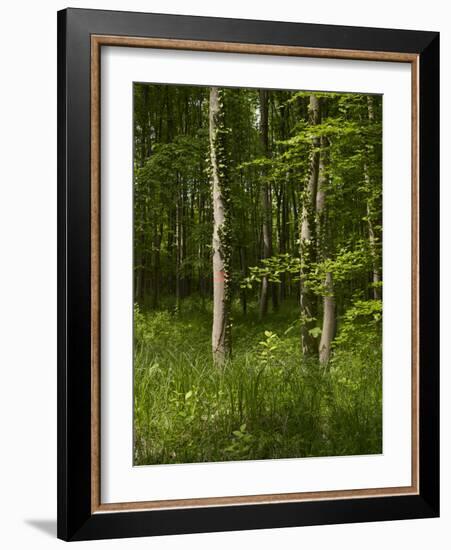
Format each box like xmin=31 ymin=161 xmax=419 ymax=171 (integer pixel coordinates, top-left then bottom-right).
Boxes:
xmin=316 ymin=138 xmax=335 ymax=364
xmin=300 ymin=95 xmax=320 ymax=356
xmin=319 ymin=271 xmax=335 ymax=364
xmin=259 ymin=89 xmax=277 ymax=318
xmin=365 ymin=95 xmax=382 ymax=301
xmin=209 ymin=87 xmax=231 ymax=366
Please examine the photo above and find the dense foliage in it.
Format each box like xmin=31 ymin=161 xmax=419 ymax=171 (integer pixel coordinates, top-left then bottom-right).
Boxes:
xmin=133 ymin=83 xmax=382 ymax=465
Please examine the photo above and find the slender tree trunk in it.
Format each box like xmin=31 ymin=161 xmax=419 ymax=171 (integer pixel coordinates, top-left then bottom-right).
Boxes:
xmin=152 ymin=223 xmax=163 ymax=308
xmin=259 ymin=89 xmax=272 ymax=318
xmin=210 ymin=87 xmax=231 ymax=366
xmin=269 ymin=184 xmax=279 ymax=312
xmin=135 ymin=227 xmax=145 ymax=304
xmin=276 ymin=184 xmax=287 ymax=303
xmin=180 ymin=182 xmax=186 ymax=298
xmin=175 ymin=180 xmax=181 ymax=314
xmin=319 ymin=272 xmax=335 ymax=364
xmin=239 ymin=246 xmax=247 ymax=315
xmin=300 ymin=95 xmax=320 ymax=356
xmin=282 ymin=175 xmax=291 ymax=300
xmin=143 ymin=245 xmax=152 ymax=309
xmin=365 ymin=95 xmax=381 ymax=300
xmin=198 ymin=189 xmax=206 ymax=309
xmin=140 ymin=86 xmax=149 ymax=164
xmin=316 ymin=138 xmax=335 ymax=364
xmin=365 ymin=186 xmax=381 ymax=300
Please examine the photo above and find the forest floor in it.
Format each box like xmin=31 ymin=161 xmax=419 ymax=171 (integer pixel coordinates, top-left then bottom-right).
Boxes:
xmin=134 ymin=297 xmax=382 ymax=466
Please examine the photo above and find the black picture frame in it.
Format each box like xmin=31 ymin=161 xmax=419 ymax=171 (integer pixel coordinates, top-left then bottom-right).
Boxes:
xmin=57 ymin=7 xmax=439 ymax=541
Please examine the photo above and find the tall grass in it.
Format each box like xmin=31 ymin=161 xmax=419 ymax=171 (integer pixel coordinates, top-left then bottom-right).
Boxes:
xmin=134 ymin=298 xmax=382 ymax=465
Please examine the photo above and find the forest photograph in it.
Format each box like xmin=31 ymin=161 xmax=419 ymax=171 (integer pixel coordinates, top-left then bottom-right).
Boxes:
xmin=133 ymin=82 xmax=383 ymax=466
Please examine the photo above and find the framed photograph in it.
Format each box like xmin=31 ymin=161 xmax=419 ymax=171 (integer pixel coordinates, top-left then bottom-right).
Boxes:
xmin=57 ymin=8 xmax=439 ymax=541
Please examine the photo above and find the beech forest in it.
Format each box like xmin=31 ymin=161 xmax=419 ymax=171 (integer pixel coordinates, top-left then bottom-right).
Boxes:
xmin=133 ymin=83 xmax=383 ymax=465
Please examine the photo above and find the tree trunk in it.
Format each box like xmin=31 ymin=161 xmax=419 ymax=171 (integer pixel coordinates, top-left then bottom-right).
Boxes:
xmin=365 ymin=95 xmax=381 ymax=300
xmin=276 ymin=184 xmax=287 ymax=302
xmin=239 ymin=246 xmax=248 ymax=315
xmin=198 ymin=189 xmax=206 ymax=309
xmin=316 ymin=138 xmax=335 ymax=364
xmin=269 ymin=184 xmax=279 ymax=312
xmin=135 ymin=230 xmax=144 ymax=304
xmin=259 ymin=89 xmax=275 ymax=318
xmin=210 ymin=87 xmax=231 ymax=367
xmin=175 ymin=183 xmax=181 ymax=314
xmin=300 ymin=95 xmax=320 ymax=356
xmin=152 ymin=223 xmax=163 ymax=308
xmin=319 ymin=272 xmax=335 ymax=364
xmin=365 ymin=188 xmax=381 ymax=300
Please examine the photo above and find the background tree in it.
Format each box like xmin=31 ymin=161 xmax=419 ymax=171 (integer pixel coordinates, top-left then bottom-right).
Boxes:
xmin=299 ymin=95 xmax=321 ymax=355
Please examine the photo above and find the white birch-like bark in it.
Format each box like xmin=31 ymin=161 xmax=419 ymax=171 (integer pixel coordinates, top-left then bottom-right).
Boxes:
xmin=316 ymin=140 xmax=335 ymax=364
xmin=209 ymin=87 xmax=229 ymax=366
xmin=318 ymin=271 xmax=335 ymax=364
xmin=365 ymin=95 xmax=381 ymax=300
xmin=259 ymin=89 xmax=275 ymax=318
xmin=300 ymin=95 xmax=320 ymax=355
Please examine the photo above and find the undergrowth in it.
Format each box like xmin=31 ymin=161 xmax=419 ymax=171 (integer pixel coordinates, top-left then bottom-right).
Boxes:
xmin=134 ymin=298 xmax=382 ymax=465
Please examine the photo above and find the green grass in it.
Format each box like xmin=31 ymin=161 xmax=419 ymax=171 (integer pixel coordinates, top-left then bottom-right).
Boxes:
xmin=134 ymin=297 xmax=382 ymax=465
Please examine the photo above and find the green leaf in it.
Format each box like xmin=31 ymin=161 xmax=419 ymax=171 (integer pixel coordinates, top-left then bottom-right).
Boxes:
xmin=308 ymin=327 xmax=322 ymax=338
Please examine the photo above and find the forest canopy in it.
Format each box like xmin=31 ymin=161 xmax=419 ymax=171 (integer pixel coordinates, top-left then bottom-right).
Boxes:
xmin=133 ymin=83 xmax=383 ymax=465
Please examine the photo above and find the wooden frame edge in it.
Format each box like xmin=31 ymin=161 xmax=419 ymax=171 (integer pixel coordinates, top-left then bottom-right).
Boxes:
xmin=91 ymin=34 xmax=418 ymax=62
xmin=93 ymin=487 xmax=420 ymax=514
xmin=411 ymin=55 xmax=420 ymax=495
xmin=90 ymin=34 xmax=420 ymax=514
xmin=91 ymin=35 xmax=101 ymax=513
